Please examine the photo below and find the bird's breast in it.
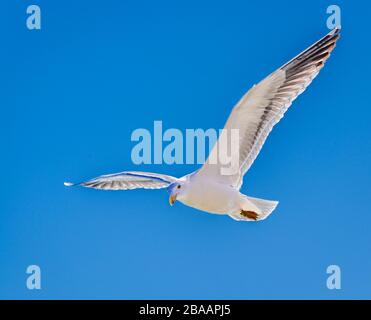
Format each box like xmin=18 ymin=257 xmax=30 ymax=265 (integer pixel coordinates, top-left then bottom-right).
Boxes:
xmin=179 ymin=180 xmax=240 ymax=214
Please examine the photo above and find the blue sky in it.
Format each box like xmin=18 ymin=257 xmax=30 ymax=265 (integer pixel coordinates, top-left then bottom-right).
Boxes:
xmin=1 ymin=0 xmax=370 ymax=299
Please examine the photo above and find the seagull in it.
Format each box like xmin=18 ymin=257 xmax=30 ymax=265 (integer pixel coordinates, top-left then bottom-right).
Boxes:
xmin=65 ymin=28 xmax=340 ymax=221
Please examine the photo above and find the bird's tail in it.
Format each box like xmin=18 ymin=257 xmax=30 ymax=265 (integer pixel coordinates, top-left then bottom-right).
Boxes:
xmin=229 ymin=196 xmax=278 ymax=221
xmin=247 ymin=196 xmax=278 ymax=220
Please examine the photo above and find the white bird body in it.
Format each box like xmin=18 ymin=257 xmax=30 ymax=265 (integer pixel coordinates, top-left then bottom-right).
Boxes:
xmin=65 ymin=28 xmax=340 ymax=222
xmin=176 ymin=174 xmax=241 ymax=214
xmin=172 ymin=173 xmax=277 ymax=221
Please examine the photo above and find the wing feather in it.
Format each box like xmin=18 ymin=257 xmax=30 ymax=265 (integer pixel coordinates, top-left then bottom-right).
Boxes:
xmin=64 ymin=171 xmax=178 ymax=190
xmin=198 ymin=28 xmax=340 ymax=189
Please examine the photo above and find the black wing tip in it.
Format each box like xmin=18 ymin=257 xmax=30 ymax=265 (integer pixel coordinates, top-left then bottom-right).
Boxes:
xmin=331 ymin=26 xmax=341 ymax=34
xmin=328 ymin=26 xmax=341 ymax=40
xmin=280 ymin=27 xmax=340 ymax=72
xmin=320 ymin=27 xmax=341 ymax=45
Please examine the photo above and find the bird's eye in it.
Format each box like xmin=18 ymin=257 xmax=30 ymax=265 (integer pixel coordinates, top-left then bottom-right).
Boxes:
xmin=177 ymin=185 xmax=181 ymax=189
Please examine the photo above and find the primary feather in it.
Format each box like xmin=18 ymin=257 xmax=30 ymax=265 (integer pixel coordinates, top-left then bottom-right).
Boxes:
xmin=198 ymin=28 xmax=340 ymax=189
xmin=64 ymin=171 xmax=178 ymax=190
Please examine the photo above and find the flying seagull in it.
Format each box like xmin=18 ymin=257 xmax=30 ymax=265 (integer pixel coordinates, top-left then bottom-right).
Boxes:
xmin=65 ymin=28 xmax=340 ymax=221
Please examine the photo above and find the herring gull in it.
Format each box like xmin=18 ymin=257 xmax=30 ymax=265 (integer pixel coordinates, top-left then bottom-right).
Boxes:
xmin=65 ymin=28 xmax=340 ymax=221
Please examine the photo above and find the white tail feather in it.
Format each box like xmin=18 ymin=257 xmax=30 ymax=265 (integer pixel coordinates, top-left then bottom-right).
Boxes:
xmin=229 ymin=196 xmax=278 ymax=221
xmin=246 ymin=196 xmax=278 ymax=220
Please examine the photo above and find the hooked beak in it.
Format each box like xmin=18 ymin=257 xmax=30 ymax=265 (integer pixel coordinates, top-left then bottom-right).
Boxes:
xmin=169 ymin=194 xmax=177 ymax=206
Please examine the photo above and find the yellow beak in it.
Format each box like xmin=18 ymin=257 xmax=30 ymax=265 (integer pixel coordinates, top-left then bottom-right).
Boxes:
xmin=169 ymin=194 xmax=177 ymax=206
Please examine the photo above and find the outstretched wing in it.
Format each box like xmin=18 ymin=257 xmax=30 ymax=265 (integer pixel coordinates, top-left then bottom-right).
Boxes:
xmin=198 ymin=28 xmax=340 ymax=189
xmin=64 ymin=171 xmax=178 ymax=190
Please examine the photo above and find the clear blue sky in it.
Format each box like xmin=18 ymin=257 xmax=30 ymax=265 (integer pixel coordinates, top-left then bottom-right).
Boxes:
xmin=1 ymin=0 xmax=370 ymax=299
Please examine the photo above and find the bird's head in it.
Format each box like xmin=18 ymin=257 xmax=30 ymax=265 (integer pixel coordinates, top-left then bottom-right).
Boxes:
xmin=167 ymin=181 xmax=186 ymax=206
